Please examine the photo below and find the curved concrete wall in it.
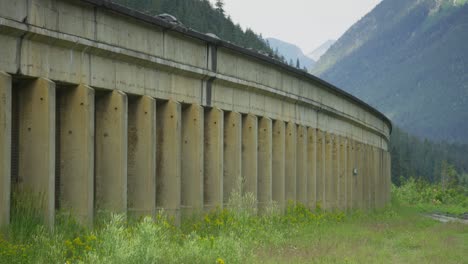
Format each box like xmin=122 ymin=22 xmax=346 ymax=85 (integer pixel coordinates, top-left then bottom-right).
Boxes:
xmin=0 ymin=0 xmax=391 ymax=227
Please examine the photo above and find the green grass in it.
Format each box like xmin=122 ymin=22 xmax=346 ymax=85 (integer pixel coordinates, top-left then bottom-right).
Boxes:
xmin=1 ymin=184 xmax=467 ymax=264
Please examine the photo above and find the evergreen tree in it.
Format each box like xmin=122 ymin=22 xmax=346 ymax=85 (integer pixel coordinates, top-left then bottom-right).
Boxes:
xmin=215 ymin=0 xmax=225 ymax=15
xmin=296 ymin=58 xmax=300 ymax=68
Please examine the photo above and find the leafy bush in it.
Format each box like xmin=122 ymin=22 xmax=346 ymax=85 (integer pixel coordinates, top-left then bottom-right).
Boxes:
xmin=392 ymin=177 xmax=468 ymax=215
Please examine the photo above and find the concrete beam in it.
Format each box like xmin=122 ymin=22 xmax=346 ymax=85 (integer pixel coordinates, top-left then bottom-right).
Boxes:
xmin=17 ymin=78 xmax=56 ymax=227
xmin=57 ymin=84 xmax=94 ymax=226
xmin=338 ymin=136 xmax=347 ymax=211
xmin=181 ymin=104 xmax=204 ymax=216
xmin=307 ymin=127 xmax=316 ymax=210
xmin=316 ymin=129 xmax=325 ymax=209
xmin=95 ymin=90 xmax=128 ymax=214
xmin=223 ymin=111 xmax=242 ymax=205
xmin=156 ymin=100 xmax=182 ymax=222
xmin=0 ymin=72 xmax=11 ymax=228
xmin=203 ymin=108 xmax=223 ymax=211
xmin=241 ymin=114 xmax=258 ymax=201
xmin=296 ymin=125 xmax=307 ymax=205
xmin=127 ymin=96 xmax=156 ymax=218
xmin=272 ymin=120 xmax=286 ymax=211
xmin=285 ymin=122 xmax=297 ymax=206
xmin=258 ymin=117 xmax=272 ymax=212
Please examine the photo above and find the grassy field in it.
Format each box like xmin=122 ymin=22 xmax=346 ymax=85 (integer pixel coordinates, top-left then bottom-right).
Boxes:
xmin=1 ymin=181 xmax=467 ymax=264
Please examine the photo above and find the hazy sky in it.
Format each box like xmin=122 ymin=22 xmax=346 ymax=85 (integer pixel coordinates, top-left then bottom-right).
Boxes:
xmin=210 ymin=0 xmax=382 ymax=53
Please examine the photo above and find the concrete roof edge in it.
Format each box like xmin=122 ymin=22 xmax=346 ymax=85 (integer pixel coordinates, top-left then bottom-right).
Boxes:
xmin=78 ymin=0 xmax=392 ymax=134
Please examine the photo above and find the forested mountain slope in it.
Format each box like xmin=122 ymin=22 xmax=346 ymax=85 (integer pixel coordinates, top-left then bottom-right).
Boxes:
xmin=313 ymin=0 xmax=468 ymax=143
xmin=267 ymin=38 xmax=315 ymax=70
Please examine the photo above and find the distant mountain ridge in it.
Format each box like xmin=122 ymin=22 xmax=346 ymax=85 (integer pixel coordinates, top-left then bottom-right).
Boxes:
xmin=267 ymin=38 xmax=316 ymax=70
xmin=307 ymin=39 xmax=335 ymax=61
xmin=313 ymin=0 xmax=468 ymax=143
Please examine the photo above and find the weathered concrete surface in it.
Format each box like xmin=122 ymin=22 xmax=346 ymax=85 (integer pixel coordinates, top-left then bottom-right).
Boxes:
xmin=338 ymin=136 xmax=346 ymax=210
xmin=127 ymin=96 xmax=156 ymax=218
xmin=241 ymin=114 xmax=258 ymax=200
xmin=346 ymin=139 xmax=354 ymax=210
xmin=0 ymin=0 xmax=394 ymax=221
xmin=181 ymin=104 xmax=204 ymax=215
xmin=223 ymin=111 xmax=242 ymax=205
xmin=296 ymin=125 xmax=307 ymax=205
xmin=316 ymin=129 xmax=325 ymax=209
xmin=374 ymin=147 xmax=380 ymax=208
xmin=331 ymin=134 xmax=339 ymax=209
xmin=258 ymin=117 xmax=272 ymax=212
xmin=17 ymin=78 xmax=56 ymax=227
xmin=386 ymin=151 xmax=392 ymax=205
xmin=324 ymin=132 xmax=332 ymax=210
xmin=272 ymin=120 xmax=286 ymax=211
xmin=307 ymin=127 xmax=317 ymax=209
xmin=0 ymin=72 xmax=11 ymax=228
xmin=95 ymin=90 xmax=128 ymax=213
xmin=204 ymin=108 xmax=224 ymax=211
xmin=285 ymin=122 xmax=297 ymax=205
xmin=57 ymin=84 xmax=94 ymax=226
xmin=355 ymin=142 xmax=363 ymax=209
xmin=156 ymin=100 xmax=182 ymax=221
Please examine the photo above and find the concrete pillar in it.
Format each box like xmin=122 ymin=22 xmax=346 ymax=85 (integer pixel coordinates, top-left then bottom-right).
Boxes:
xmin=241 ymin=114 xmax=258 ymax=200
xmin=95 ymin=90 xmax=128 ymax=213
xmin=371 ymin=146 xmax=376 ymax=209
xmin=316 ymin=129 xmax=325 ymax=209
xmin=360 ymin=143 xmax=367 ymax=210
xmin=57 ymin=84 xmax=94 ymax=226
xmin=204 ymin=108 xmax=223 ymax=211
xmin=285 ymin=122 xmax=297 ymax=205
xmin=156 ymin=100 xmax=181 ymax=221
xmin=355 ymin=142 xmax=363 ymax=209
xmin=346 ymin=139 xmax=354 ymax=210
xmin=331 ymin=134 xmax=339 ymax=210
xmin=272 ymin=120 xmax=285 ymax=211
xmin=364 ymin=144 xmax=370 ymax=210
xmin=366 ymin=145 xmax=372 ymax=209
xmin=181 ymin=104 xmax=204 ymax=216
xmin=383 ymin=150 xmax=387 ymax=206
xmin=306 ymin=127 xmax=316 ymax=210
xmin=296 ymin=125 xmax=307 ymax=205
xmin=324 ymin=132 xmax=332 ymax=210
xmin=0 ymin=72 xmax=11 ymax=228
xmin=127 ymin=96 xmax=156 ymax=218
xmin=374 ymin=147 xmax=381 ymax=208
xmin=17 ymin=78 xmax=56 ymax=227
xmin=257 ymin=117 xmax=272 ymax=212
xmin=223 ymin=111 xmax=241 ymax=205
xmin=338 ymin=136 xmax=347 ymax=211
xmin=386 ymin=151 xmax=392 ymax=205
xmin=379 ymin=148 xmax=388 ymax=207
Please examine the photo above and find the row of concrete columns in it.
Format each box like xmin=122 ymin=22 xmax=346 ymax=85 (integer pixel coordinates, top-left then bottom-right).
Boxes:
xmin=0 ymin=73 xmax=392 ymax=227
